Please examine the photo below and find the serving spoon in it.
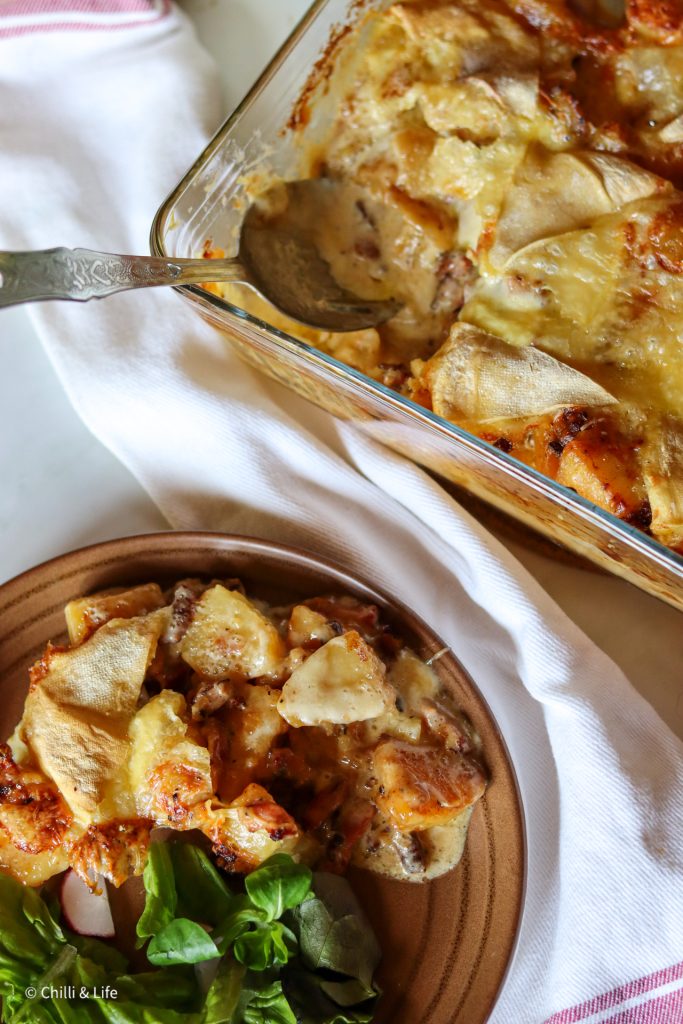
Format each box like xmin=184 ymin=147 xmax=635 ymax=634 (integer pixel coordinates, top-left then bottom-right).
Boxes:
xmin=0 ymin=179 xmax=400 ymax=332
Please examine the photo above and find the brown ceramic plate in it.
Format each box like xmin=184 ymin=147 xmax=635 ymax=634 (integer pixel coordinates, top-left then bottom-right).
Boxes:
xmin=0 ymin=532 xmax=525 ymax=1023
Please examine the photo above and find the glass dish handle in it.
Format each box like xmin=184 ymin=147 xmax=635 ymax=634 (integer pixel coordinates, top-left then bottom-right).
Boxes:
xmin=0 ymin=248 xmax=247 ymax=307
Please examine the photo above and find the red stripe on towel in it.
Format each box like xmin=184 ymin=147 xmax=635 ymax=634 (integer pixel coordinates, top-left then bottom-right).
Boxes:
xmin=0 ymin=1 xmax=150 ymax=14
xmin=544 ymin=961 xmax=683 ymax=1024
xmin=0 ymin=0 xmax=169 ymax=37
xmin=602 ymin=985 xmax=683 ymax=1024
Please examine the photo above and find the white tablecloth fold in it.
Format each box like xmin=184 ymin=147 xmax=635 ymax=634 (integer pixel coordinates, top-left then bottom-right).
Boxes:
xmin=0 ymin=4 xmax=681 ymax=1022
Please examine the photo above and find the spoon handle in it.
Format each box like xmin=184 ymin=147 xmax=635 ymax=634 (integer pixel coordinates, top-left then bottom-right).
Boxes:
xmin=0 ymin=248 xmax=247 ymax=308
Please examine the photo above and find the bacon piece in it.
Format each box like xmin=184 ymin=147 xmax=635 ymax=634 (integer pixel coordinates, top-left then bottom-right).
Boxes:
xmin=323 ymin=799 xmax=375 ymax=873
xmin=431 ymin=251 xmax=476 ymax=316
xmin=302 ymin=781 xmax=348 ymax=831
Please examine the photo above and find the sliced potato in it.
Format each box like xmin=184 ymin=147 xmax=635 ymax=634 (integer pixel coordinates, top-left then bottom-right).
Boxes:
xmin=65 ymin=584 xmax=166 ymax=646
xmin=360 ymin=649 xmax=433 ymax=743
xmin=360 ymin=705 xmax=423 ymax=745
xmin=642 ymin=423 xmax=683 ymax=548
xmin=388 ymin=648 xmax=439 ymax=708
xmin=488 ymin=147 xmax=665 ymax=270
xmin=287 ymin=605 xmax=336 ymax=648
xmin=181 ymin=585 xmax=286 ymax=681
xmin=129 ymin=690 xmax=213 ymax=823
xmin=130 ymin=697 xmax=304 ymax=870
xmin=21 ymin=610 xmax=167 ymax=825
xmin=277 ymin=630 xmax=396 ymax=727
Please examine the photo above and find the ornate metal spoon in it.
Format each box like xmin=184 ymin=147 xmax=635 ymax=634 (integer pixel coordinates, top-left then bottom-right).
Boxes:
xmin=0 ymin=179 xmax=400 ymax=332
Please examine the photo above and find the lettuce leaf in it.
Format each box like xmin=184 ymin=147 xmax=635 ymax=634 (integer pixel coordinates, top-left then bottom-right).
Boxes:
xmin=170 ymin=845 xmax=234 ymax=927
xmin=288 ymin=874 xmax=380 ymax=990
xmin=136 ymin=843 xmax=177 ymax=945
xmin=244 ymin=856 xmax=312 ymax=923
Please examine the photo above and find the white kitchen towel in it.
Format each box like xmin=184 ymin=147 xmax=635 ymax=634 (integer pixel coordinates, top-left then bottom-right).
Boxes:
xmin=0 ymin=3 xmax=682 ymax=1022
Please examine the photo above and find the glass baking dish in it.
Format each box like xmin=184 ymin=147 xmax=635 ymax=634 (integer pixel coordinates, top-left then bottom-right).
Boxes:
xmin=151 ymin=0 xmax=683 ymax=612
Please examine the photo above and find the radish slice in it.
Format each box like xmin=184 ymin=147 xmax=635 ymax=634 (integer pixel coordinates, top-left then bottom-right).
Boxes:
xmin=60 ymin=870 xmax=115 ymax=938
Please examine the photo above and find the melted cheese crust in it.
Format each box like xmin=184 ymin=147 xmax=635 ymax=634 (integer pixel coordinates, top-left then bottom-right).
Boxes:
xmin=220 ymin=0 xmax=683 ymax=548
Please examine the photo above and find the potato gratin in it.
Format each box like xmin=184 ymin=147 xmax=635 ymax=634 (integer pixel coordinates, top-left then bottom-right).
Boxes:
xmin=215 ymin=0 xmax=683 ymax=551
xmin=0 ymin=579 xmax=486 ymax=889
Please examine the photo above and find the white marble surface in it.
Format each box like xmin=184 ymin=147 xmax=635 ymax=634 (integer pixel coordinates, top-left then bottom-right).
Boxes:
xmin=0 ymin=0 xmax=681 ymax=739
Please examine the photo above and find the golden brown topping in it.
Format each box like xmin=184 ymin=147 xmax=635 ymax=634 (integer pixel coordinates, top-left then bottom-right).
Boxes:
xmin=0 ymin=744 xmax=72 ymax=855
xmin=65 ymin=584 xmax=165 ymax=647
xmin=649 ymin=200 xmax=683 ymax=273
xmin=145 ymin=762 xmax=213 ymax=826
xmin=28 ymin=642 xmax=68 ymax=691
xmin=556 ymin=418 xmax=648 ymax=520
xmin=204 ymin=783 xmax=301 ymax=874
xmin=373 ymin=740 xmax=487 ymax=832
xmin=627 ymin=0 xmax=683 ymax=44
xmin=213 ymin=0 xmax=682 ymax=554
xmin=67 ymin=819 xmax=151 ymax=888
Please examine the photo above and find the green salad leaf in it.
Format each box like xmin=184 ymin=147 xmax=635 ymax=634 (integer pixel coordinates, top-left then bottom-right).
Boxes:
xmin=284 ymin=874 xmax=381 ymax=1024
xmin=20 ymin=885 xmax=65 ymax=952
xmin=0 ymin=874 xmax=68 ymax=1022
xmin=283 ymin=971 xmax=376 ymax=1024
xmin=147 ymin=920 xmax=220 ymax=966
xmin=94 ymin=1001 xmax=201 ymax=1024
xmin=236 ymin=975 xmax=297 ymax=1024
xmin=66 ymin=936 xmax=127 ymax=976
xmin=114 ymin=967 xmax=199 ymax=1010
xmin=136 ymin=842 xmax=177 ymax=945
xmin=0 ymin=873 xmax=210 ymax=1024
xmin=289 ymin=874 xmax=381 ymax=991
xmin=170 ymin=845 xmax=234 ymax=927
xmin=211 ymin=897 xmax=266 ymax=955
xmin=199 ymin=959 xmax=244 ymax=1024
xmin=244 ymin=856 xmax=312 ymax=922
xmin=0 ymin=873 xmax=64 ymax=974
xmin=233 ymin=922 xmax=297 ymax=972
